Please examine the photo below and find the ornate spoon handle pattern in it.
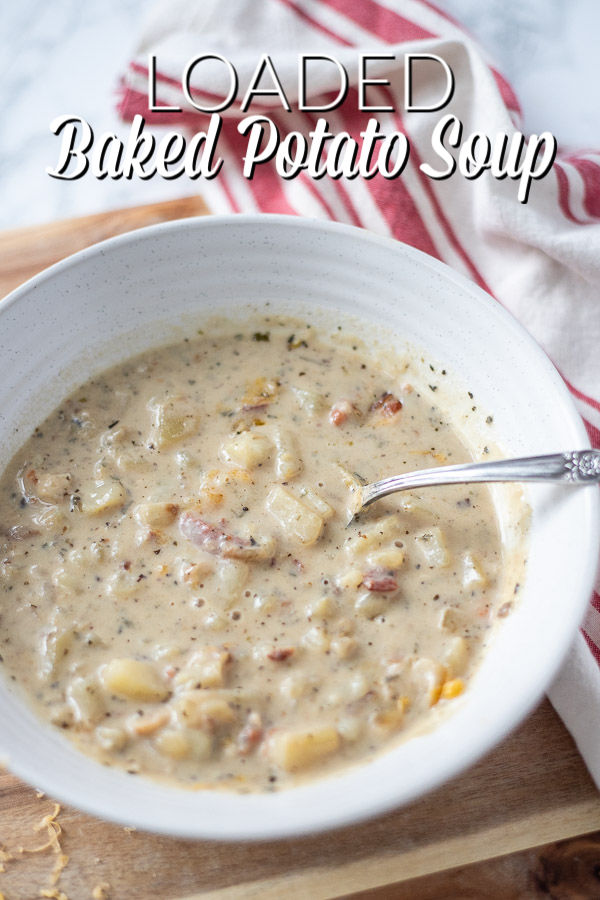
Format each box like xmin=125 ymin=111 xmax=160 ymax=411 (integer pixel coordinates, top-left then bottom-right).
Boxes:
xmin=563 ymin=450 xmax=600 ymax=481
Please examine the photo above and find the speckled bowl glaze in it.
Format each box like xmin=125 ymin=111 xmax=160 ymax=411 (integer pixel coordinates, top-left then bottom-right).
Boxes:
xmin=0 ymin=216 xmax=598 ymax=839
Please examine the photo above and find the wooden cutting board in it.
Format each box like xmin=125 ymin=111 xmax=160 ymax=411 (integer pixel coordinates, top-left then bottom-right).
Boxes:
xmin=1 ymin=197 xmax=599 ymax=900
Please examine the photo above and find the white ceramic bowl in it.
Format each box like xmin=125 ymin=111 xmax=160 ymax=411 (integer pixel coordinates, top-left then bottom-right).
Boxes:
xmin=0 ymin=215 xmax=598 ymax=839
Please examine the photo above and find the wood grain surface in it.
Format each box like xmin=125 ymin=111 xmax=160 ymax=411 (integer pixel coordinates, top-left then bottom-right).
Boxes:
xmin=349 ymin=831 xmax=600 ymax=899
xmin=0 ymin=195 xmax=209 ymax=299
xmin=0 ymin=197 xmax=599 ymax=900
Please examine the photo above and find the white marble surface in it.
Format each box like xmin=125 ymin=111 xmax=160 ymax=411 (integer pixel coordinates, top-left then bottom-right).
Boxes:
xmin=440 ymin=0 xmax=600 ymax=146
xmin=1 ymin=0 xmax=599 ymax=231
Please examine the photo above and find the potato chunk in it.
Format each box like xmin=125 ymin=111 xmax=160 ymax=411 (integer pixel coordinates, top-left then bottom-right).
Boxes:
xmin=67 ymin=675 xmax=106 ymax=727
xmin=462 ymin=552 xmax=488 ymax=588
xmin=414 ymin=527 xmax=451 ymax=567
xmin=266 ymin=726 xmax=340 ymax=771
xmin=95 ymin=725 xmax=128 ymax=752
xmin=181 ymin=559 xmax=214 ymax=586
xmin=273 ymin=429 xmax=303 ymax=480
xmin=220 ymin=431 xmax=272 ymax=470
xmin=411 ymin=657 xmax=445 ymax=706
xmin=367 ymin=547 xmax=405 ymax=569
xmin=370 ymin=697 xmax=408 ymax=734
xmin=40 ymin=625 xmax=77 ymax=678
xmin=174 ymin=647 xmax=231 ymax=690
xmin=300 ymin=488 xmax=334 ymax=521
xmin=241 ymin=377 xmax=279 ymax=410
xmin=154 ymin=729 xmax=190 ymax=760
xmin=291 ymin=387 xmax=325 ymax=415
xmin=216 ymin=559 xmax=249 ymax=604
xmin=438 ymin=606 xmax=465 ymax=633
xmin=101 ymin=659 xmax=169 ymax=702
xmin=134 ymin=502 xmax=179 ymax=529
xmin=336 ymin=569 xmax=363 ymax=590
xmin=266 ymin=485 xmax=324 ymax=545
xmin=174 ymin=690 xmax=235 ymax=730
xmin=149 ymin=396 xmax=199 ymax=448
xmin=443 ymin=636 xmax=468 ymax=678
xmin=330 ymin=637 xmax=358 ymax=660
xmin=305 ymin=595 xmax=336 ymax=620
xmin=354 ymin=591 xmax=387 ymax=619
xmin=83 ymin=479 xmax=126 ymax=515
xmin=155 ymin=728 xmax=212 ymax=761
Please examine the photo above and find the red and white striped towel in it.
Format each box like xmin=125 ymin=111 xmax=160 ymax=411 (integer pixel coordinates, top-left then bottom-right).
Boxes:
xmin=118 ymin=0 xmax=600 ymax=783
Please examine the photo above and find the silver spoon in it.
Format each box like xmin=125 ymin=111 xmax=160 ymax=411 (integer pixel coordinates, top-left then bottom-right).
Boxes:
xmin=351 ymin=449 xmax=600 ymax=520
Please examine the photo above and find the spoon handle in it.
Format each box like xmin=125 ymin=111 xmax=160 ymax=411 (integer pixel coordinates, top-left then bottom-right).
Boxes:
xmin=360 ymin=450 xmax=600 ymax=509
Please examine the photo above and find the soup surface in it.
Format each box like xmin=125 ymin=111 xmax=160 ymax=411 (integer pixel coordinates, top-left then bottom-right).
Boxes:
xmin=0 ymin=317 xmax=521 ymax=790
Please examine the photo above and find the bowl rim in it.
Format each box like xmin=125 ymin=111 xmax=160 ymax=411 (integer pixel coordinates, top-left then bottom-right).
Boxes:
xmin=0 ymin=213 xmax=598 ymax=839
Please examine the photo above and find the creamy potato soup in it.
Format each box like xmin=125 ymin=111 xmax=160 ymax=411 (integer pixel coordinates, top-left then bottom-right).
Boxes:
xmin=0 ymin=317 xmax=523 ymax=791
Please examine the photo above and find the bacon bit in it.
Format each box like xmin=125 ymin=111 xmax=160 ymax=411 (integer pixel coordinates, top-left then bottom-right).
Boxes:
xmin=328 ymin=400 xmax=356 ymax=427
xmin=164 ymin=665 xmax=177 ymax=679
xmin=179 ymin=512 xmax=274 ymax=560
xmin=362 ymin=568 xmax=398 ymax=592
xmin=237 ymin=713 xmax=263 ymax=755
xmin=27 ymin=468 xmax=39 ymax=485
xmin=370 ymin=392 xmax=402 ymax=417
xmin=180 ymin=515 xmax=249 ymax=555
xmin=267 ymin=647 xmax=294 ymax=662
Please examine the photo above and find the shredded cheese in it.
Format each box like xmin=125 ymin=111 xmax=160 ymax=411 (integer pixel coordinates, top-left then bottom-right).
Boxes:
xmin=0 ymin=800 xmax=69 ymax=897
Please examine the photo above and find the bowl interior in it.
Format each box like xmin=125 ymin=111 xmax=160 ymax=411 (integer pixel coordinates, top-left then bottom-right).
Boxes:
xmin=0 ymin=216 xmax=597 ymax=839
